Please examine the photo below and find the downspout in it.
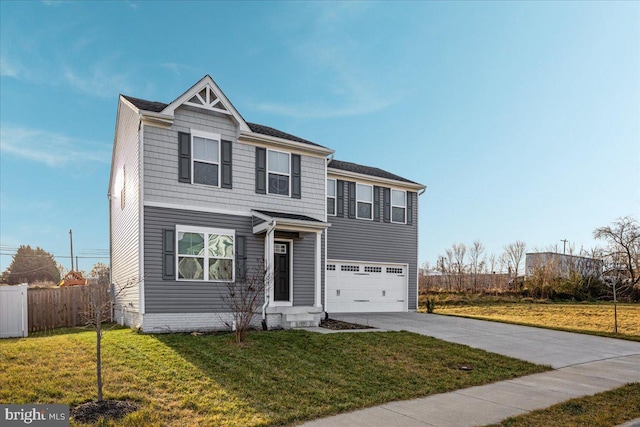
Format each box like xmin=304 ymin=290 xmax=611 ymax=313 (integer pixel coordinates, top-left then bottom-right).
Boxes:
xmin=261 ymin=220 xmax=277 ymax=330
xmin=418 ymin=188 xmax=426 ymax=196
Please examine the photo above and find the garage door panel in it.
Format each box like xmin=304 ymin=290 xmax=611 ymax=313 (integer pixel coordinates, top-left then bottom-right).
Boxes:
xmin=326 ymin=261 xmax=407 ymax=313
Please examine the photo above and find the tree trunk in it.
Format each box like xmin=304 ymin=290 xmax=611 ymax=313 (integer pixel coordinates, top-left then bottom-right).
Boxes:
xmin=613 ymin=280 xmax=618 ymax=334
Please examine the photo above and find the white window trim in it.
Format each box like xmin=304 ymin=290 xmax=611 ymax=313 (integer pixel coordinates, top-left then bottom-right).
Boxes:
xmin=266 ymin=148 xmax=291 ymax=197
xmin=356 ymin=183 xmax=374 ymax=220
xmin=271 ymin=238 xmax=293 ymax=307
xmin=191 ymin=129 xmax=221 ymax=187
xmin=327 ymin=178 xmax=336 ymax=216
xmin=391 ymin=189 xmax=407 ymax=224
xmin=176 ymin=225 xmax=235 ymax=282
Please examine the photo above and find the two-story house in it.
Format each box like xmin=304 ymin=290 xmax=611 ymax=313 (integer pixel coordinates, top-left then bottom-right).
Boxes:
xmin=109 ymin=75 xmax=425 ymax=332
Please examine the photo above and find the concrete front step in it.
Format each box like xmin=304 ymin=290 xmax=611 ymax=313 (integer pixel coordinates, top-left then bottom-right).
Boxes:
xmin=284 ymin=313 xmax=318 ymax=329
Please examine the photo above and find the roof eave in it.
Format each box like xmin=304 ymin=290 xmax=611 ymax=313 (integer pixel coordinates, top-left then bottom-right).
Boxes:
xmin=140 ymin=110 xmax=174 ymax=128
xmin=239 ymin=130 xmax=334 ymax=156
xmin=327 ymin=167 xmax=426 ymax=191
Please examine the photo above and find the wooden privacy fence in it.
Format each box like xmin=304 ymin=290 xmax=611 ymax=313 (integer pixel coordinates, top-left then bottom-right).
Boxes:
xmin=28 ymin=285 xmax=112 ymax=333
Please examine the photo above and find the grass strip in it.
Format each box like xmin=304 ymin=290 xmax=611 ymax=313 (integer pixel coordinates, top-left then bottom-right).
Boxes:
xmin=488 ymin=383 xmax=640 ymax=427
xmin=433 ymin=303 xmax=640 ymax=342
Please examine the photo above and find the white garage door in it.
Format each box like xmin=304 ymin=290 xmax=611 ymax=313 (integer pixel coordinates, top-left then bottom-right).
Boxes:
xmin=326 ymin=261 xmax=407 ymax=313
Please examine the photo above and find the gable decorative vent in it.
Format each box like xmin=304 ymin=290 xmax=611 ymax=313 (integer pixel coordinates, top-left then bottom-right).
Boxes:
xmin=184 ymin=86 xmax=230 ymax=114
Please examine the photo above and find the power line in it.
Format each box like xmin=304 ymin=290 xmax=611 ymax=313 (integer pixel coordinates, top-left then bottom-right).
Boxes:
xmin=0 ymin=253 xmax=110 ymax=259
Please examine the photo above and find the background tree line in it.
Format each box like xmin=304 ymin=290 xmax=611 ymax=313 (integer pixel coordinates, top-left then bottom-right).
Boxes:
xmin=1 ymin=244 xmax=109 ymax=286
xmin=421 ymin=216 xmax=639 ymax=302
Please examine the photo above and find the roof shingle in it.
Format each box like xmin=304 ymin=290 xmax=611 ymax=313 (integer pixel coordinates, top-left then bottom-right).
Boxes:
xmin=252 ymin=210 xmax=325 ymax=223
xmin=121 ymin=95 xmax=325 ymax=149
xmin=328 ymin=159 xmax=420 ymax=185
xmin=122 ymin=95 xmax=167 ymax=113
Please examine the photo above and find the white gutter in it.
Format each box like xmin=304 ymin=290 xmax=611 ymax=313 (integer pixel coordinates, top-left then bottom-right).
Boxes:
xmin=261 ymin=220 xmax=277 ymax=325
xmin=239 ymin=131 xmax=334 ymax=157
xmin=327 ymin=167 xmax=426 ymax=191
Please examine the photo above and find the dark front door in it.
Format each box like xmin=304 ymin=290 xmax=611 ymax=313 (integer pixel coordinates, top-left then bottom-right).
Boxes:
xmin=274 ymin=242 xmax=290 ymax=302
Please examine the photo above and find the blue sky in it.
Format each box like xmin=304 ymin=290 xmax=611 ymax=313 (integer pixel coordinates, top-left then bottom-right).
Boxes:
xmin=1 ymin=1 xmax=638 ymax=273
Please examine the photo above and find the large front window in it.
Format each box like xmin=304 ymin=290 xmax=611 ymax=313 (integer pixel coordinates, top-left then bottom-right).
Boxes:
xmin=327 ymin=178 xmax=336 ymax=215
xmin=391 ymin=190 xmax=406 ymax=223
xmin=177 ymin=226 xmax=234 ymax=281
xmin=267 ymin=150 xmax=290 ymax=196
xmin=192 ymin=131 xmax=220 ymax=186
xmin=357 ymin=184 xmax=373 ymax=219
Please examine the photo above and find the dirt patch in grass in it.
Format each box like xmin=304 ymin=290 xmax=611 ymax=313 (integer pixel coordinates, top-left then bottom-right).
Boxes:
xmin=320 ymin=318 xmax=375 ymax=330
xmin=72 ymin=400 xmax=138 ymax=424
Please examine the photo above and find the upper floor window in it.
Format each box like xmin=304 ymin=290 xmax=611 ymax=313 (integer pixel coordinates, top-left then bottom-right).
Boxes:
xmin=327 ymin=178 xmax=336 ymax=216
xmin=267 ymin=150 xmax=290 ymax=196
xmin=192 ymin=131 xmax=220 ymax=186
xmin=176 ymin=225 xmax=234 ymax=281
xmin=391 ymin=190 xmax=406 ymax=223
xmin=357 ymin=184 xmax=373 ymax=220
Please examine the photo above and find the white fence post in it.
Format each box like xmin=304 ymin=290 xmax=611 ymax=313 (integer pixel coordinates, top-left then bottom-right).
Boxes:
xmin=0 ymin=284 xmax=29 ymax=338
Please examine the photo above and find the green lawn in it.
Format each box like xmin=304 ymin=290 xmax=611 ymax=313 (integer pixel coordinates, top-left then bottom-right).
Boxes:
xmin=434 ymin=302 xmax=640 ymax=341
xmin=489 ymin=383 xmax=640 ymax=427
xmin=0 ymin=328 xmax=549 ymax=426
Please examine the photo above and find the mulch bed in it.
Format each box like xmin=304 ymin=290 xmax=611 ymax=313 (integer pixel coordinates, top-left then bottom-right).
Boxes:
xmin=320 ymin=318 xmax=375 ymax=330
xmin=72 ymin=400 xmax=137 ymax=424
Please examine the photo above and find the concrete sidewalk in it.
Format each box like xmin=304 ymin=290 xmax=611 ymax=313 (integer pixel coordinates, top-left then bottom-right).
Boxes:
xmin=299 ymin=313 xmax=640 ymax=427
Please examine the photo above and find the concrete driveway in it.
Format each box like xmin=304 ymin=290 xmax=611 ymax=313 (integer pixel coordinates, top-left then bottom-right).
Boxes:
xmin=332 ymin=312 xmax=640 ymax=368
xmin=299 ymin=312 xmax=640 ymax=427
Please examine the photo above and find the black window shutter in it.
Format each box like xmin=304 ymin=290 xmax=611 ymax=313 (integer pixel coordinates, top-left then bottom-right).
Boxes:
xmin=383 ymin=187 xmax=391 ymax=223
xmin=221 ymin=140 xmax=233 ymax=189
xmin=348 ymin=181 xmax=356 ymax=219
xmin=235 ymin=236 xmax=247 ymax=282
xmin=162 ymin=229 xmax=175 ymax=280
xmin=336 ymin=180 xmax=345 ymax=217
xmin=373 ymin=186 xmax=381 ymax=222
xmin=178 ymin=132 xmax=191 ymax=183
xmin=255 ymin=147 xmax=266 ymax=194
xmin=407 ymin=191 xmax=414 ymax=225
xmin=291 ymin=154 xmax=301 ymax=199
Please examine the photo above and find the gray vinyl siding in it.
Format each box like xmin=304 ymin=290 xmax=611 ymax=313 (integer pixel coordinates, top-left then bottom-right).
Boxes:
xmin=144 ymin=206 xmax=261 ymax=313
xmin=144 ymin=205 xmax=319 ymax=313
xmin=292 ymin=234 xmax=316 ymax=306
xmin=143 ymin=105 xmax=326 ymax=221
xmin=110 ymin=99 xmax=141 ymax=315
xmin=327 ymin=191 xmax=419 ymax=309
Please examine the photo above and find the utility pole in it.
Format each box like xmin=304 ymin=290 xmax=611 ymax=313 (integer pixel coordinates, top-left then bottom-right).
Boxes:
xmin=560 ymin=239 xmax=568 ymax=255
xmin=69 ymin=229 xmax=74 ymax=271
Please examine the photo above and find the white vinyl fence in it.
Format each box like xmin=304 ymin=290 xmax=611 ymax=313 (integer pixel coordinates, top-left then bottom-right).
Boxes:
xmin=0 ymin=284 xmax=28 ymax=338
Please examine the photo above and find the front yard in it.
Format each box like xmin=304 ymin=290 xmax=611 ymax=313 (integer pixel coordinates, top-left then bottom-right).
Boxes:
xmin=0 ymin=328 xmax=548 ymax=426
xmin=435 ymin=302 xmax=640 ymax=341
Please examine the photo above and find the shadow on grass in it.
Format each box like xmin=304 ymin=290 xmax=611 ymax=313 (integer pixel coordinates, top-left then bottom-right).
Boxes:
xmin=28 ymin=323 xmax=127 ymax=338
xmin=153 ymin=328 xmax=550 ymax=426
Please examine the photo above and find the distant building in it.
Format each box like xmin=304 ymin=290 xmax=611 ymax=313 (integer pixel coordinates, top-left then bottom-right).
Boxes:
xmin=525 ymin=252 xmax=603 ymax=279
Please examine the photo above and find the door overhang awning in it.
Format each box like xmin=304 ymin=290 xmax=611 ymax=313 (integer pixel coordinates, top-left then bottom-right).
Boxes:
xmin=252 ymin=209 xmax=330 ymax=234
